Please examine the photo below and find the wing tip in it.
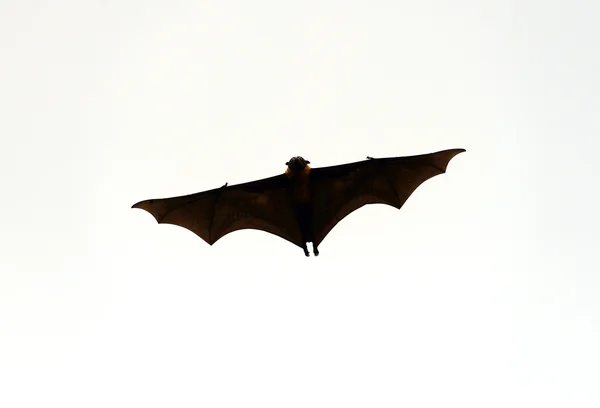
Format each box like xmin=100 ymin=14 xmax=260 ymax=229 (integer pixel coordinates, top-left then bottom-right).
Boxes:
xmin=131 ymin=199 xmax=162 ymax=223
xmin=447 ymin=147 xmax=466 ymax=155
xmin=437 ymin=148 xmax=466 ymax=172
xmin=131 ymin=199 xmax=149 ymax=210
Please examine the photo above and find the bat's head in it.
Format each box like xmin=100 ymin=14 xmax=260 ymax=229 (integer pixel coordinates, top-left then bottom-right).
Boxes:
xmin=285 ymin=156 xmax=310 ymax=173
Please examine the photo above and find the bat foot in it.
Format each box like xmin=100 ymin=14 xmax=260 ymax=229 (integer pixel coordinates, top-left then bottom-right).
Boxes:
xmin=303 ymin=245 xmax=310 ymax=257
xmin=313 ymin=244 xmax=319 ymax=256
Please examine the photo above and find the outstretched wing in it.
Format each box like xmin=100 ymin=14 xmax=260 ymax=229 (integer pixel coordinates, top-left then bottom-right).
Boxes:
xmin=309 ymin=148 xmax=465 ymax=245
xmin=132 ymin=174 xmax=304 ymax=248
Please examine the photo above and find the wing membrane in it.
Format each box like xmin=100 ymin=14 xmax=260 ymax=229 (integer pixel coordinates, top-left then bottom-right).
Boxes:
xmin=132 ymin=175 xmax=304 ymax=248
xmin=310 ymin=149 xmax=465 ymax=245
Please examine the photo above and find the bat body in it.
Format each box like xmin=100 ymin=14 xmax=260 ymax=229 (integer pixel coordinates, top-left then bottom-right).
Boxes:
xmin=132 ymin=148 xmax=465 ymax=256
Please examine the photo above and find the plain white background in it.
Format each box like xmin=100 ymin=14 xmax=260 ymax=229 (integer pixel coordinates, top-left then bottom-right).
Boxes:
xmin=1 ymin=1 xmax=598 ymax=407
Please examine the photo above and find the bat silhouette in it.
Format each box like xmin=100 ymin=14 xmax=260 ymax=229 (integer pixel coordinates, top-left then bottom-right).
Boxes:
xmin=132 ymin=148 xmax=465 ymax=256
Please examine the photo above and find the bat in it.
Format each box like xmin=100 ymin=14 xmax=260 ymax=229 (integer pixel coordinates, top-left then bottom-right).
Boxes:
xmin=132 ymin=148 xmax=465 ymax=256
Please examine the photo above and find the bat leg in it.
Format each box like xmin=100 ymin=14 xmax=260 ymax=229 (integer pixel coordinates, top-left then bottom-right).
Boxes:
xmin=295 ymin=204 xmax=314 ymax=257
xmin=313 ymin=243 xmax=319 ymax=256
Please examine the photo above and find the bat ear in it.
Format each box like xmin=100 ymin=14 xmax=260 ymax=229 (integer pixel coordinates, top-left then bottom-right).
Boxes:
xmin=285 ymin=162 xmax=289 ymax=165
xmin=306 ymin=160 xmax=310 ymax=164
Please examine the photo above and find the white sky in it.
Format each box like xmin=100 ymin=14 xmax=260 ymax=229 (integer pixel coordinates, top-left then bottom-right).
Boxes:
xmin=1 ymin=0 xmax=599 ymax=407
